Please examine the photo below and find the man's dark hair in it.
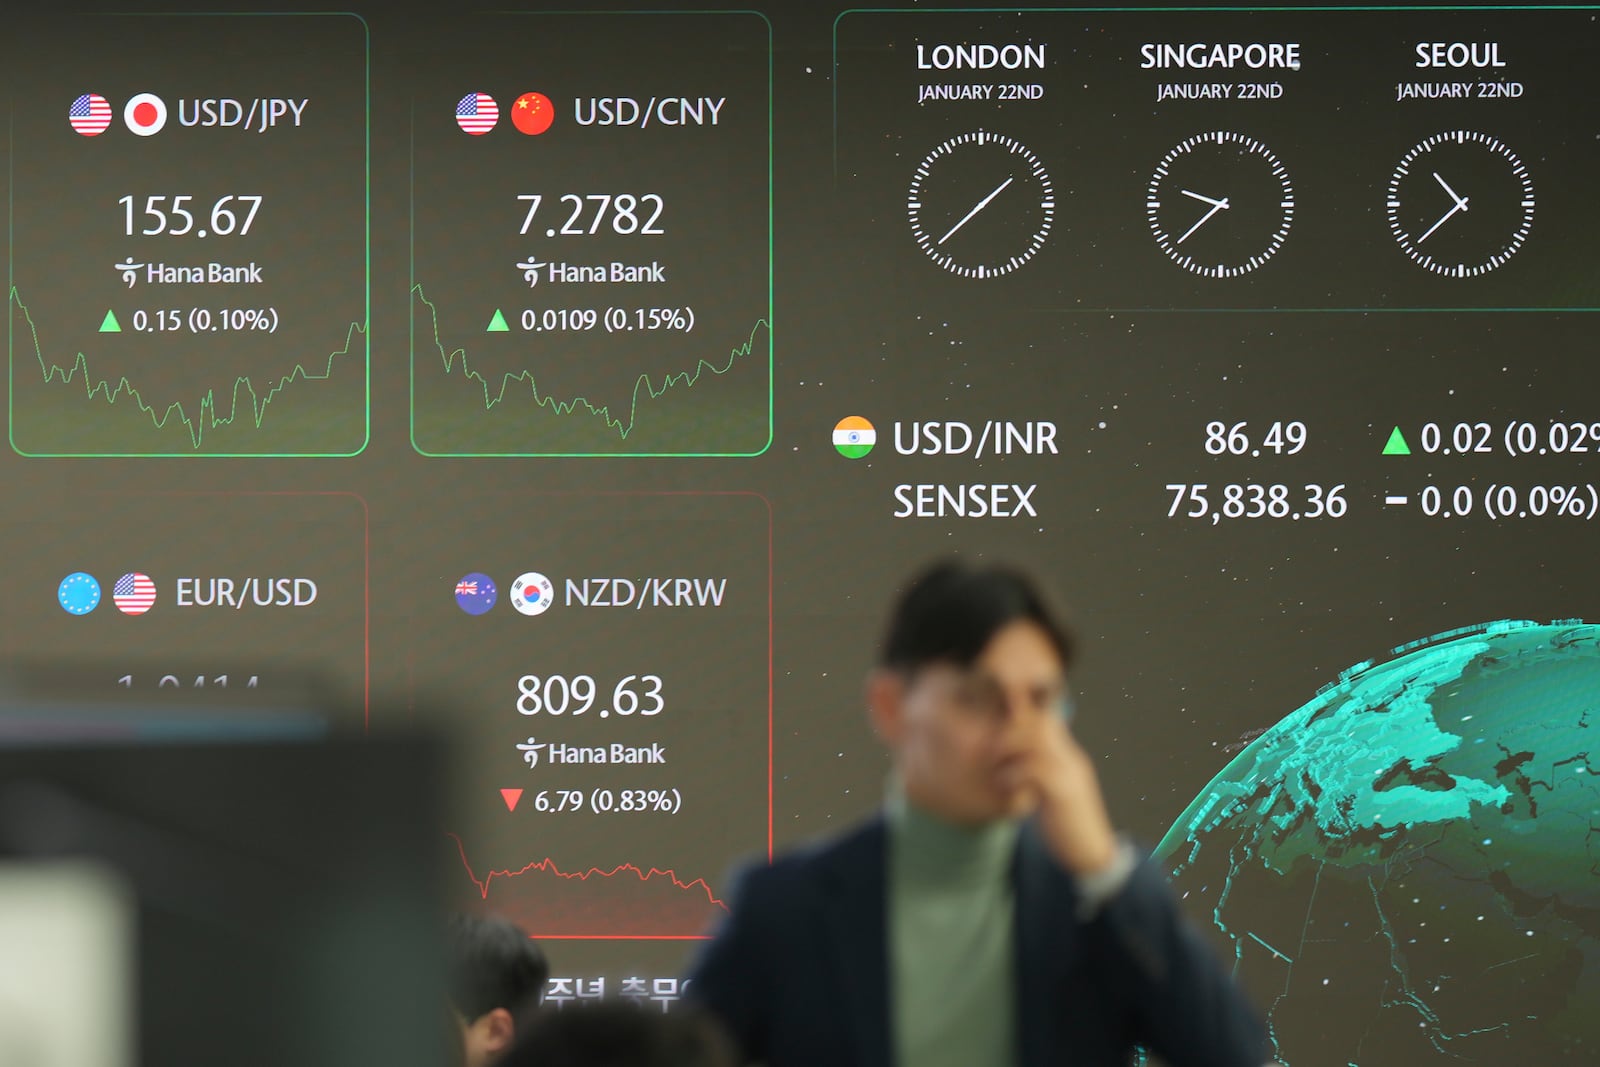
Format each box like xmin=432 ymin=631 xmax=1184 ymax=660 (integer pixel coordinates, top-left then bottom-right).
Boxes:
xmin=879 ymin=560 xmax=1074 ymax=674
xmin=500 ymin=999 xmax=734 ymax=1067
xmin=445 ymin=913 xmax=549 ymax=1024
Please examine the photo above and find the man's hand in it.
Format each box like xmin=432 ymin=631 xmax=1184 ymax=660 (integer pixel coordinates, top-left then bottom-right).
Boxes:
xmin=998 ymin=714 xmax=1120 ymax=876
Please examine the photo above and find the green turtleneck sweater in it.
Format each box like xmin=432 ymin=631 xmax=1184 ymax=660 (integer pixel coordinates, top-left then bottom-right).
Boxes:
xmin=887 ymin=790 xmax=1022 ymax=1067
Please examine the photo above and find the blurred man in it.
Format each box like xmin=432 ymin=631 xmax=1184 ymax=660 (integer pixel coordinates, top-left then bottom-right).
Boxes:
xmin=500 ymin=999 xmax=734 ymax=1067
xmin=445 ymin=913 xmax=549 ymax=1067
xmin=686 ymin=561 xmax=1269 ymax=1067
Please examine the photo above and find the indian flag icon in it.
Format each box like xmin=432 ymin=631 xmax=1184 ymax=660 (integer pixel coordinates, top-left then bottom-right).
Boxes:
xmin=833 ymin=416 xmax=876 ymax=459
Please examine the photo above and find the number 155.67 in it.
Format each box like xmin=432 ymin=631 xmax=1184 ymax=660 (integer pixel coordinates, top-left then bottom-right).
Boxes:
xmin=119 ymin=195 xmax=262 ymax=237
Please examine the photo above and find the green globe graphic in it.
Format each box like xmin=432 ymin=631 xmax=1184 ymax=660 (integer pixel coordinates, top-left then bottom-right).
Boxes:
xmin=1155 ymin=620 xmax=1600 ymax=1064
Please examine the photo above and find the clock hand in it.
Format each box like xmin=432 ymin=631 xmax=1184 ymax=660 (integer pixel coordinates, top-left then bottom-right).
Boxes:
xmin=1416 ymin=200 xmax=1464 ymax=245
xmin=1181 ymin=189 xmax=1227 ymax=208
xmin=1432 ymin=171 xmax=1470 ymax=212
xmin=937 ymin=175 xmax=1015 ymax=247
xmin=1176 ymin=198 xmax=1230 ymax=245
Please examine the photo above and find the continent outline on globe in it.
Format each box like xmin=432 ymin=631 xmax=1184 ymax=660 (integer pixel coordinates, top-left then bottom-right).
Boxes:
xmin=1156 ymin=619 xmax=1600 ymax=1064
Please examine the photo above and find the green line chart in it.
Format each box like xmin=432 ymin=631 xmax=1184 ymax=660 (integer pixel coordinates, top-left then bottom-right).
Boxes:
xmin=411 ymin=284 xmax=771 ymax=457
xmin=9 ymin=288 xmax=367 ymax=457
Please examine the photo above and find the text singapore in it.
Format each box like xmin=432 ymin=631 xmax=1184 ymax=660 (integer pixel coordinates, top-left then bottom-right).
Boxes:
xmin=1140 ymin=42 xmax=1302 ymax=69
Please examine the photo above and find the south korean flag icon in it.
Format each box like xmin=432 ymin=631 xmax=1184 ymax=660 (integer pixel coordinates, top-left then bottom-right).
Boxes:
xmin=510 ymin=571 xmax=555 ymax=616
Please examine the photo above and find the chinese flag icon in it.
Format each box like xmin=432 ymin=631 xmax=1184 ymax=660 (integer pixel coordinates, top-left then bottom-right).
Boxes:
xmin=512 ymin=92 xmax=554 ymax=136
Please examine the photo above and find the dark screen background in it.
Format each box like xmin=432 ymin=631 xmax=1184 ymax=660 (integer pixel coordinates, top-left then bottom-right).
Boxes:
xmin=3 ymin=2 xmax=1597 ymax=1063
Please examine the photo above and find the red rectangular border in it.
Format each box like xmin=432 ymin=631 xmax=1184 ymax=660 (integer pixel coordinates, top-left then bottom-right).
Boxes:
xmin=427 ymin=490 xmax=773 ymax=941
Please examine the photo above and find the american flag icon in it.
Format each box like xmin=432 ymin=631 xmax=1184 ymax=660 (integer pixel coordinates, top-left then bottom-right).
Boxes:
xmin=456 ymin=92 xmax=499 ymax=135
xmin=113 ymin=572 xmax=157 ymax=615
xmin=70 ymin=93 xmax=113 ymax=136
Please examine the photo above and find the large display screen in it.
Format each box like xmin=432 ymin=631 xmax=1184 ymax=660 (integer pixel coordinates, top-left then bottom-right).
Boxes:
xmin=4 ymin=3 xmax=1597 ymax=1063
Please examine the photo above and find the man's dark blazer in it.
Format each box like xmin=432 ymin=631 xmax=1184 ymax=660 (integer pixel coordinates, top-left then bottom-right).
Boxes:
xmin=685 ymin=815 xmax=1269 ymax=1067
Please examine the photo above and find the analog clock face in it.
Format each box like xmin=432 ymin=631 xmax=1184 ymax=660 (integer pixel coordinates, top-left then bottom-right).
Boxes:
xmin=907 ymin=130 xmax=1054 ymax=279
xmin=1386 ymin=131 xmax=1534 ymax=277
xmin=1146 ymin=131 xmax=1295 ymax=279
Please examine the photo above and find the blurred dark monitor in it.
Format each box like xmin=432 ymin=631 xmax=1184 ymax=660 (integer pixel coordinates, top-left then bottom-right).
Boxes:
xmin=0 ymin=678 xmax=451 ymax=1067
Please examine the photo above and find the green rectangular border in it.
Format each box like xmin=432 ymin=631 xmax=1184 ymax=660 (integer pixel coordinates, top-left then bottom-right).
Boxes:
xmin=832 ymin=3 xmax=1600 ymax=313
xmin=409 ymin=9 xmax=774 ymax=458
xmin=7 ymin=10 xmax=372 ymax=457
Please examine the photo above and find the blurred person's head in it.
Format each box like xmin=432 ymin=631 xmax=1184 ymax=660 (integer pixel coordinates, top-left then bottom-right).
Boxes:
xmin=867 ymin=560 xmax=1076 ymax=826
xmin=445 ymin=914 xmax=549 ymax=1067
xmin=499 ymin=998 xmax=735 ymax=1067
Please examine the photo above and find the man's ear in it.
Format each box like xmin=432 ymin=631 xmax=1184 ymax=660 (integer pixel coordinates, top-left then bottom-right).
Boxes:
xmin=481 ymin=1007 xmax=517 ymax=1055
xmin=866 ymin=668 xmax=905 ymax=744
